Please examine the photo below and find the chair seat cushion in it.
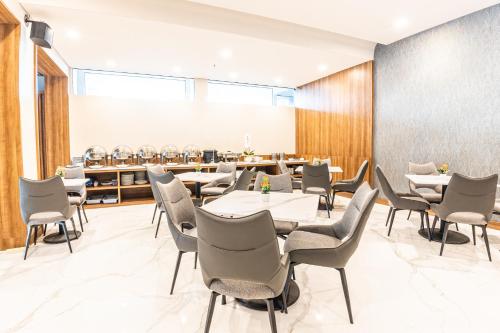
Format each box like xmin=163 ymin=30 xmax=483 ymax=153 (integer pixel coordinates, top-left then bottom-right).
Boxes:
xmin=68 ymin=195 xmax=84 ymax=205
xmin=28 ymin=206 xmax=76 ymax=225
xmin=332 ymin=182 xmax=355 ymax=192
xmin=274 ymin=220 xmax=298 ymax=235
xmin=445 ymin=212 xmax=488 ymax=226
xmin=200 ymin=186 xmax=226 ymax=196
xmin=418 ymin=192 xmax=442 ymax=203
xmin=210 ymin=279 xmax=276 ymax=299
xmin=304 ymin=187 xmax=327 ymax=195
xmin=398 ymin=196 xmax=430 ymax=211
xmin=284 ymin=230 xmax=342 ymax=253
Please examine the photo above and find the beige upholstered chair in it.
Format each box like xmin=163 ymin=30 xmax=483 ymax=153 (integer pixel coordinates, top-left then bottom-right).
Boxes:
xmin=19 ymin=176 xmax=77 ymax=259
xmin=195 ymin=208 xmax=290 ymax=333
xmin=202 ymin=168 xmax=254 ymax=205
xmin=431 ymin=173 xmax=497 ymax=260
xmin=284 ymin=183 xmax=378 ymax=324
xmin=253 ymin=172 xmax=297 ymax=237
xmin=277 ymin=160 xmax=302 ymax=189
xmin=332 ymin=160 xmax=369 ymax=207
xmin=64 ymin=166 xmax=88 ymax=231
xmin=157 ymin=178 xmax=198 ymax=294
xmin=201 ymin=162 xmax=237 ymax=199
xmin=376 ymin=166 xmax=432 ymax=240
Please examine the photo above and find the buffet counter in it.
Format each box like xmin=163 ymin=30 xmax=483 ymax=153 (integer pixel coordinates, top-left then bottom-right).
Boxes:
xmin=83 ymin=160 xmax=306 ymax=208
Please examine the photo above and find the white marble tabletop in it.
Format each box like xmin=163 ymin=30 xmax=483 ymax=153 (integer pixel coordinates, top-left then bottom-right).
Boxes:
xmin=62 ymin=178 xmax=89 ymax=188
xmin=176 ymin=172 xmax=230 ymax=184
xmin=405 ymin=174 xmax=500 ymax=187
xmin=202 ymin=190 xmax=319 ymax=223
xmin=295 ymin=165 xmax=343 ymax=174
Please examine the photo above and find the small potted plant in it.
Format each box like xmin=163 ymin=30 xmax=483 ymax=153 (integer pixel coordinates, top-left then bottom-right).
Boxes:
xmin=55 ymin=166 xmax=65 ymax=178
xmin=261 ymin=176 xmax=271 ymax=202
xmin=194 ymin=163 xmax=202 ymax=174
xmin=243 ymin=148 xmax=255 ymax=162
xmin=437 ymin=163 xmax=449 ymax=176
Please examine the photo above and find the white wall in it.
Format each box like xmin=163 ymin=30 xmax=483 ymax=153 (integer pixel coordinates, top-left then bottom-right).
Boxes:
xmin=69 ymin=80 xmax=296 ymax=157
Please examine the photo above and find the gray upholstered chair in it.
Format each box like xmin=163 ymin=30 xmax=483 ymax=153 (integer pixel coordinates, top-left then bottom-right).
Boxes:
xmin=431 ymin=173 xmax=497 ymax=261
xmin=64 ymin=166 xmax=88 ymax=231
xmin=202 ymin=168 xmax=254 ymax=205
xmin=301 ymin=163 xmax=332 ymax=218
xmin=147 ymin=169 xmax=175 ymax=238
xmin=331 ymin=160 xmax=369 ymax=207
xmin=406 ymin=162 xmax=442 ymax=220
xmin=277 ymin=160 xmax=302 ymax=190
xmin=195 ymin=208 xmax=290 ymax=333
xmin=375 ymin=166 xmax=432 ymax=240
xmin=201 ymin=162 xmax=237 ymax=199
xmin=253 ymin=172 xmax=297 ymax=237
xmin=148 ymin=164 xmax=165 ymax=175
xmin=157 ymin=177 xmax=198 ymax=294
xmin=284 ymin=182 xmax=378 ymax=324
xmin=19 ymin=176 xmax=77 ymax=259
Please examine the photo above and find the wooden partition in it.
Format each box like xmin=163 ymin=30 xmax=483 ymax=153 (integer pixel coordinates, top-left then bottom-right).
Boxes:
xmin=295 ymin=61 xmax=373 ymax=183
xmin=0 ymin=2 xmax=24 ymax=250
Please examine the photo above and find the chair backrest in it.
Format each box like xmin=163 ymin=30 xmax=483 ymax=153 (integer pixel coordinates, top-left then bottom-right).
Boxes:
xmin=216 ymin=162 xmax=237 ymax=180
xmin=408 ymin=162 xmax=438 ymax=191
xmin=253 ymin=172 xmax=292 ymax=193
xmin=232 ymin=168 xmax=253 ymax=191
xmin=195 ymin=208 xmax=284 ymax=295
xmin=147 ymin=164 xmax=165 ymax=175
xmin=439 ymin=173 xmax=498 ymax=220
xmin=157 ymin=177 xmax=196 ymax=228
xmin=375 ymin=165 xmax=400 ymax=206
xmin=19 ymin=176 xmax=71 ymax=224
xmin=147 ymin=169 xmax=175 ymax=207
xmin=64 ymin=166 xmax=85 ymax=179
xmin=277 ymin=160 xmax=288 ymax=174
xmin=301 ymin=163 xmax=330 ymax=193
xmin=352 ymin=160 xmax=369 ymax=186
xmin=333 ymin=183 xmax=378 ymax=267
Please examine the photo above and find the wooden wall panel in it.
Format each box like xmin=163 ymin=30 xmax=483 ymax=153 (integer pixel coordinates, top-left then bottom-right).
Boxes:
xmin=0 ymin=9 xmax=24 ymax=249
xmin=295 ymin=61 xmax=373 ymax=183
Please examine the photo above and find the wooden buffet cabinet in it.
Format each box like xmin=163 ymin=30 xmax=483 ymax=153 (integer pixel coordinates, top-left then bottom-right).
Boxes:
xmin=83 ymin=160 xmax=305 ymax=208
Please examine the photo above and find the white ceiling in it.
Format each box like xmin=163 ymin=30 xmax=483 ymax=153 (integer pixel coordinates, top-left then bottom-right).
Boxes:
xmin=21 ymin=0 xmax=498 ymax=87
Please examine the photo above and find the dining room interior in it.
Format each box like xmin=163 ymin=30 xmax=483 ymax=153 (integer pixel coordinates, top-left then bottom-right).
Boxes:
xmin=0 ymin=1 xmax=499 ymax=332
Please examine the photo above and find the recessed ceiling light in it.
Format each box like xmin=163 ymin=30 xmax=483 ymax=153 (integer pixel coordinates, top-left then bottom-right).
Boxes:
xmin=172 ymin=66 xmax=182 ymax=74
xmin=393 ymin=17 xmax=410 ymax=30
xmin=228 ymin=72 xmax=238 ymax=79
xmin=274 ymin=77 xmax=283 ymax=84
xmin=318 ymin=64 xmax=328 ymax=72
xmin=106 ymin=59 xmax=117 ymax=68
xmin=66 ymin=29 xmax=80 ymax=39
xmin=219 ymin=48 xmax=233 ymax=59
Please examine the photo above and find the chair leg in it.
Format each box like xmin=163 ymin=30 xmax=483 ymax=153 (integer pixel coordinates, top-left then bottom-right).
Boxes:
xmin=419 ymin=211 xmax=424 ymax=230
xmin=76 ymin=207 xmax=84 ymax=232
xmin=331 ymin=190 xmax=336 ymax=208
xmin=23 ymin=226 xmax=33 ymax=260
xmin=43 ymin=224 xmax=47 ymax=236
xmin=455 ymin=223 xmax=459 ymax=231
xmin=33 ymin=225 xmax=38 ymax=245
xmin=407 ymin=210 xmax=412 ymax=220
xmin=204 ymin=291 xmax=219 ymax=333
xmin=154 ymin=211 xmax=163 ymax=238
xmin=439 ymin=222 xmax=449 ymax=256
xmin=265 ymin=299 xmax=278 ymax=333
xmin=472 ymin=225 xmax=476 ymax=246
xmin=323 ymin=195 xmax=331 ymax=218
xmin=385 ymin=207 xmax=393 ymax=227
xmin=282 ymin=263 xmax=295 ymax=313
xmin=387 ymin=209 xmax=396 ymax=237
xmin=194 ymin=252 xmax=198 ymax=269
xmin=482 ymin=226 xmax=492 ymax=262
xmin=170 ymin=251 xmax=184 ymax=295
xmin=432 ymin=215 xmax=439 ymax=230
xmin=81 ymin=204 xmax=89 ymax=223
xmin=221 ymin=295 xmax=226 ymax=305
xmin=70 ymin=217 xmax=78 ymax=239
xmin=61 ymin=222 xmax=73 ymax=254
xmin=338 ymin=268 xmax=354 ymax=324
xmin=424 ymin=212 xmax=432 ymax=241
xmin=151 ymin=204 xmax=157 ymax=224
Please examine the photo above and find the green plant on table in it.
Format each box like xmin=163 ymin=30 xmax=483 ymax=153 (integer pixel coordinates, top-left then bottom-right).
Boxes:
xmin=55 ymin=166 xmax=65 ymax=177
xmin=261 ymin=176 xmax=271 ymax=194
xmin=437 ymin=163 xmax=449 ymax=175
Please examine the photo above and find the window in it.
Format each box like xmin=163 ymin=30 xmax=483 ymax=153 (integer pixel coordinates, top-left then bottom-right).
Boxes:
xmin=73 ymin=69 xmax=194 ymax=101
xmin=207 ymin=81 xmax=294 ymax=106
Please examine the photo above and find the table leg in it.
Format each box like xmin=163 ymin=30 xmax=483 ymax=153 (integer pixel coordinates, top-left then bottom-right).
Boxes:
xmin=195 ymin=181 xmax=201 ymax=199
xmin=43 ymin=223 xmax=81 ymax=244
xmin=236 ymin=280 xmax=300 ymax=311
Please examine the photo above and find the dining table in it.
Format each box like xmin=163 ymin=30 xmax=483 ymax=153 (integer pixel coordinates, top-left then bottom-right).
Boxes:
xmin=43 ymin=177 xmax=90 ymax=244
xmin=295 ymin=165 xmax=343 ymax=174
xmin=202 ymin=190 xmax=320 ymax=312
xmin=405 ymin=174 xmax=500 ymax=244
xmin=176 ymin=172 xmax=233 ymax=198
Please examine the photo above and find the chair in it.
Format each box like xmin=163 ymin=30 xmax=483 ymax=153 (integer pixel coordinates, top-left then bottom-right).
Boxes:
xmin=147 ymin=169 xmax=175 ymax=238
xmin=64 ymin=166 xmax=88 ymax=232
xmin=375 ymin=166 xmax=432 ymax=240
xmin=277 ymin=160 xmax=302 ymax=189
xmin=157 ymin=177 xmax=198 ymax=294
xmin=301 ymin=163 xmax=332 ymax=218
xmin=430 ymin=173 xmax=497 ymax=261
xmin=253 ymin=172 xmax=297 ymax=237
xmin=202 ymin=168 xmax=254 ymax=205
xmin=148 ymin=164 xmax=165 ymax=175
xmin=195 ymin=208 xmax=289 ymax=333
xmin=201 ymin=162 xmax=237 ymax=199
xmin=19 ymin=176 xmax=77 ymax=259
xmin=331 ymin=160 xmax=369 ymax=207
xmin=406 ymin=162 xmax=442 ymax=219
xmin=284 ymin=183 xmax=378 ymax=324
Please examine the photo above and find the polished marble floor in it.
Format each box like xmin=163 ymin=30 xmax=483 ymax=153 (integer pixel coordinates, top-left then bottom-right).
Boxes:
xmin=1 ymin=196 xmax=500 ymax=333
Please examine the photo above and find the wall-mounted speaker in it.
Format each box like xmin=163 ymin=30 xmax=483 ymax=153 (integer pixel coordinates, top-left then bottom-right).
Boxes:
xmin=25 ymin=15 xmax=53 ymax=48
